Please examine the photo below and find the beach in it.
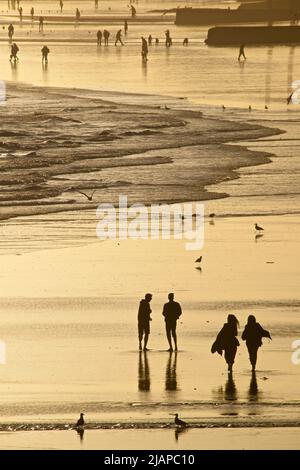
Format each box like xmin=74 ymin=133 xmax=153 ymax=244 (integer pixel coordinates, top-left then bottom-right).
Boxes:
xmin=0 ymin=0 xmax=299 ymax=450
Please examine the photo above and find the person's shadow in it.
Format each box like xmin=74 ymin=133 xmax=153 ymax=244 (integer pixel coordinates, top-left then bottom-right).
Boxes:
xmin=165 ymin=352 xmax=178 ymax=392
xmin=138 ymin=351 xmax=150 ymax=392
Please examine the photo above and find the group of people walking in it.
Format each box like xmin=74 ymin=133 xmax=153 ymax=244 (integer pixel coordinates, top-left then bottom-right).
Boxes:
xmin=138 ymin=294 xmax=272 ymax=372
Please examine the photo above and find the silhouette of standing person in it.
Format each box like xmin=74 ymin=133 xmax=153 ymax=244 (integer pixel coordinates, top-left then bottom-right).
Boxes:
xmin=148 ymin=34 xmax=152 ymax=46
xmin=75 ymin=8 xmax=81 ymax=22
xmin=131 ymin=5 xmax=136 ymax=18
xmin=59 ymin=0 xmax=63 ymax=13
xmin=103 ymin=29 xmax=110 ymax=46
xmin=115 ymin=29 xmax=124 ymax=46
xmin=97 ymin=30 xmax=102 ymax=45
xmin=124 ymin=19 xmax=128 ymax=35
xmin=242 ymin=315 xmax=271 ymax=371
xmin=162 ymin=293 xmax=182 ymax=352
xmin=238 ymin=44 xmax=246 ymax=61
xmin=141 ymin=36 xmax=148 ymax=61
xmin=8 ymin=23 xmax=14 ymax=40
xmin=138 ymin=351 xmax=150 ymax=391
xmin=165 ymin=30 xmax=172 ymax=47
xmin=211 ymin=314 xmax=240 ymax=372
xmin=39 ymin=16 xmax=44 ymax=32
xmin=41 ymin=45 xmax=50 ymax=62
xmin=30 ymin=7 xmax=34 ymax=22
xmin=18 ymin=6 xmax=23 ymax=21
xmin=138 ymin=293 xmax=152 ymax=351
xmin=10 ymin=42 xmax=19 ymax=61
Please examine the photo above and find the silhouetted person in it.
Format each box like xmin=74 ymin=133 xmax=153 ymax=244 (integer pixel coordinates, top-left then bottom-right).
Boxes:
xmin=95 ymin=0 xmax=98 ymax=9
xmin=10 ymin=42 xmax=19 ymax=61
xmin=19 ymin=6 xmax=23 ymax=21
xmin=138 ymin=350 xmax=150 ymax=391
xmin=148 ymin=34 xmax=152 ymax=46
xmin=115 ymin=29 xmax=124 ymax=46
xmin=211 ymin=314 xmax=240 ymax=372
xmin=97 ymin=30 xmax=102 ymax=45
xmin=165 ymin=29 xmax=172 ymax=47
xmin=8 ymin=24 xmax=14 ymax=40
xmin=39 ymin=16 xmax=44 ymax=32
xmin=75 ymin=8 xmax=81 ymax=22
xmin=155 ymin=38 xmax=159 ymax=45
xmin=124 ymin=19 xmax=128 ymax=34
xmin=41 ymin=45 xmax=50 ymax=62
xmin=76 ymin=413 xmax=85 ymax=426
xmin=30 ymin=7 xmax=34 ymax=21
xmin=141 ymin=36 xmax=148 ymax=61
xmin=131 ymin=5 xmax=136 ymax=18
xmin=103 ymin=29 xmax=110 ymax=46
xmin=238 ymin=44 xmax=246 ymax=61
xmin=162 ymin=293 xmax=182 ymax=352
xmin=183 ymin=38 xmax=188 ymax=46
xmin=138 ymin=293 xmax=152 ymax=351
xmin=165 ymin=351 xmax=177 ymax=391
xmin=59 ymin=0 xmax=63 ymax=12
xmin=242 ymin=315 xmax=271 ymax=371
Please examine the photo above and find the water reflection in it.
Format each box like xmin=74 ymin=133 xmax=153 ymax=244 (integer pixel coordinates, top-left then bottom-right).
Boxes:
xmin=248 ymin=371 xmax=260 ymax=402
xmin=174 ymin=426 xmax=189 ymax=443
xmin=76 ymin=427 xmax=84 ymax=443
xmin=138 ymin=351 xmax=150 ymax=392
xmin=165 ymin=352 xmax=178 ymax=392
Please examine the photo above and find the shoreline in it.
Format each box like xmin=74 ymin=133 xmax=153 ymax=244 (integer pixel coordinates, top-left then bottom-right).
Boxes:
xmin=0 ymin=82 xmax=282 ymax=222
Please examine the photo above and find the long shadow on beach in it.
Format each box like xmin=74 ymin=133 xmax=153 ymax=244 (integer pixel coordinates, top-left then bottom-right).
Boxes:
xmin=138 ymin=351 xmax=150 ymax=392
xmin=165 ymin=352 xmax=178 ymax=392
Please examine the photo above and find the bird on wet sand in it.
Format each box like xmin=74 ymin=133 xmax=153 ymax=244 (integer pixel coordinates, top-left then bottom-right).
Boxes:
xmin=195 ymin=256 xmax=202 ymax=263
xmin=209 ymin=213 xmax=215 ymax=218
xmin=174 ymin=413 xmax=188 ymax=427
xmin=255 ymin=223 xmax=264 ymax=232
xmin=76 ymin=413 xmax=85 ymax=427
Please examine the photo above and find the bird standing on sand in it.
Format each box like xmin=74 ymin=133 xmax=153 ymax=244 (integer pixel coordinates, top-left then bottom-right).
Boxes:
xmin=174 ymin=413 xmax=187 ymax=427
xmin=255 ymin=223 xmax=264 ymax=232
xmin=76 ymin=413 xmax=85 ymax=427
xmin=195 ymin=256 xmax=202 ymax=263
xmin=209 ymin=213 xmax=215 ymax=218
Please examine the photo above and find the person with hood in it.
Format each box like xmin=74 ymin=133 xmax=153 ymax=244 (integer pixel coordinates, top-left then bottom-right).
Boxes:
xmin=211 ymin=314 xmax=240 ymax=372
xmin=138 ymin=293 xmax=152 ymax=351
xmin=242 ymin=315 xmax=271 ymax=371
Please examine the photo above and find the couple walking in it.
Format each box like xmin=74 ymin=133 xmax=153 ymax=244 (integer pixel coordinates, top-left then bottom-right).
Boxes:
xmin=211 ymin=314 xmax=272 ymax=372
xmin=138 ymin=293 xmax=182 ymax=352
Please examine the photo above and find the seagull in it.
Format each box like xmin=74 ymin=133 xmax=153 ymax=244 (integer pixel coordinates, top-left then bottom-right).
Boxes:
xmin=195 ymin=256 xmax=202 ymax=263
xmin=255 ymin=223 xmax=264 ymax=232
xmin=76 ymin=413 xmax=85 ymax=427
xmin=209 ymin=213 xmax=215 ymax=218
xmin=174 ymin=413 xmax=188 ymax=427
xmin=76 ymin=190 xmax=97 ymax=201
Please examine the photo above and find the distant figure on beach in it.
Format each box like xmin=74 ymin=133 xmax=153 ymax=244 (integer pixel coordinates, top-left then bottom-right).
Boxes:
xmin=141 ymin=36 xmax=148 ymax=61
xmin=165 ymin=29 xmax=172 ymax=47
xmin=76 ymin=413 xmax=85 ymax=427
xmin=8 ymin=23 xmax=14 ymax=40
xmin=75 ymin=8 xmax=81 ymax=22
xmin=97 ymin=30 xmax=102 ymax=45
xmin=183 ymin=37 xmax=188 ymax=46
xmin=238 ymin=44 xmax=246 ymax=61
xmin=115 ymin=29 xmax=124 ymax=46
xmin=41 ymin=45 xmax=50 ymax=63
xmin=124 ymin=19 xmax=128 ymax=34
xmin=18 ymin=6 xmax=23 ymax=21
xmin=95 ymin=0 xmax=98 ymax=9
xmin=39 ymin=16 xmax=44 ymax=32
xmin=59 ymin=0 xmax=63 ymax=12
xmin=155 ymin=37 xmax=159 ymax=45
xmin=162 ymin=293 xmax=182 ymax=352
xmin=131 ymin=5 xmax=136 ymax=18
xmin=211 ymin=314 xmax=240 ymax=372
xmin=10 ymin=42 xmax=19 ymax=61
xmin=138 ymin=293 xmax=152 ymax=351
xmin=242 ymin=315 xmax=272 ymax=371
xmin=30 ymin=7 xmax=34 ymax=21
xmin=103 ymin=29 xmax=110 ymax=46
xmin=148 ymin=34 xmax=152 ymax=46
